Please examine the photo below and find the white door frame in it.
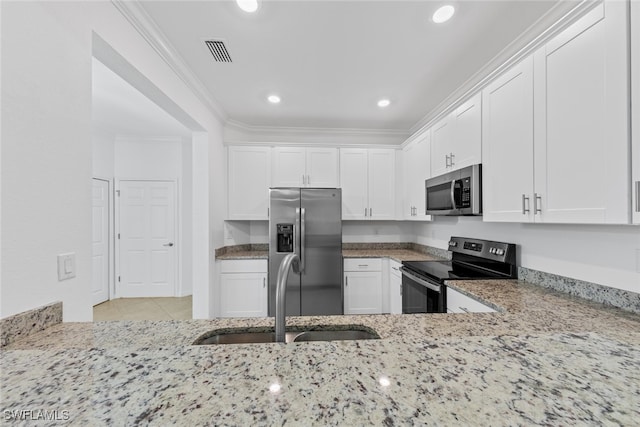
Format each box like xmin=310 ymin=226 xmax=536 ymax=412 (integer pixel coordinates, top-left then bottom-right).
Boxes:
xmin=92 ymin=177 xmax=114 ymax=304
xmin=114 ymin=178 xmax=180 ymax=298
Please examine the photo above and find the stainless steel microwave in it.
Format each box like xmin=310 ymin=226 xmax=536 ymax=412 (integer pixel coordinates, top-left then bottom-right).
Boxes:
xmin=425 ymin=164 xmax=482 ymax=216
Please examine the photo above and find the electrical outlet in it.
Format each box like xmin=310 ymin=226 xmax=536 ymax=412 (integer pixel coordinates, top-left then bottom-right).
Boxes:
xmin=57 ymin=253 xmax=76 ymax=281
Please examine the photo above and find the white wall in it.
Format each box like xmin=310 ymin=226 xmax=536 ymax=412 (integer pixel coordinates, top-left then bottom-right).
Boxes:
xmin=114 ymin=138 xmax=181 ymax=179
xmin=1 ymin=1 xmax=224 ymax=321
xmin=92 ymin=128 xmax=115 ymax=179
xmin=415 ymin=217 xmax=640 ymax=294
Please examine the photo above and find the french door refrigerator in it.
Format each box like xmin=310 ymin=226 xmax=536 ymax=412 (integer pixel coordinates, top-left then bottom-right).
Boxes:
xmin=268 ymin=188 xmax=343 ymax=316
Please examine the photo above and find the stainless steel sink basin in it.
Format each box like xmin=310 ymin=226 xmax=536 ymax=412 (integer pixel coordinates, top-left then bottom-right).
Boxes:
xmin=193 ymin=326 xmax=380 ymax=345
xmin=292 ymin=330 xmax=379 ymax=342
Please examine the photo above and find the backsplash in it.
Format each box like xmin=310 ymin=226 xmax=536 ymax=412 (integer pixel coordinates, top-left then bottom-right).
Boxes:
xmin=518 ymin=267 xmax=640 ymax=315
xmin=1 ymin=301 xmax=63 ymax=347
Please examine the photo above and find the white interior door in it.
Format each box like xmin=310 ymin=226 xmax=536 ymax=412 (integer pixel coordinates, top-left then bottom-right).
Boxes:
xmin=118 ymin=180 xmax=177 ymax=297
xmin=92 ymin=179 xmax=110 ymax=305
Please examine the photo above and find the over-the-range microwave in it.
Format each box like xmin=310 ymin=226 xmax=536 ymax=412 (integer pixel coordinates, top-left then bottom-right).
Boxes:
xmin=425 ymin=164 xmax=482 ymax=216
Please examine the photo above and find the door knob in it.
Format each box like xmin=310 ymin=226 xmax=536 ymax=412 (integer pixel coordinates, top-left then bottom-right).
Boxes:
xmin=163 ymin=242 xmax=174 ymax=247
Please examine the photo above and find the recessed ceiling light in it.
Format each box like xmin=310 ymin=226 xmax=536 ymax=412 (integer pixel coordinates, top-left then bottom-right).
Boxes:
xmin=432 ymin=5 xmax=455 ymax=24
xmin=267 ymin=95 xmax=281 ymax=104
xmin=377 ymin=99 xmax=391 ymax=108
xmin=236 ymin=0 xmax=259 ymax=13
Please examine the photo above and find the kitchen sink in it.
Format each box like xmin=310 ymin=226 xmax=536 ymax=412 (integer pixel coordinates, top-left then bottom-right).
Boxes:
xmin=193 ymin=326 xmax=380 ymax=345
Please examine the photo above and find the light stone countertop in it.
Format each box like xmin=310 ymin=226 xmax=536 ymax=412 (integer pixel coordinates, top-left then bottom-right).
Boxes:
xmin=2 ymin=280 xmax=639 ymax=425
xmin=216 ymin=248 xmax=440 ymax=262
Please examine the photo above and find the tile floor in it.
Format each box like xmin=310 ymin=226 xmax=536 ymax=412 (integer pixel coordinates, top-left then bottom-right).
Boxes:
xmin=93 ymin=296 xmax=192 ymax=321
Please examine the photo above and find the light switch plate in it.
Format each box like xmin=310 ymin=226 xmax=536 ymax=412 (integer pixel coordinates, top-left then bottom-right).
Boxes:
xmin=57 ymin=253 xmax=76 ymax=281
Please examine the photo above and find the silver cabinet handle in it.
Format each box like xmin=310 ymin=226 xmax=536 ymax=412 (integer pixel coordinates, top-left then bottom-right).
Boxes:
xmin=345 ymin=277 xmax=348 ymax=286
xmin=460 ymin=307 xmax=470 ymax=313
xmin=369 ymin=208 xmax=373 ymax=217
xmin=307 ymin=175 xmax=310 ymax=186
xmin=163 ymin=242 xmax=174 ymax=247
xmin=364 ymin=207 xmax=368 ymax=217
xmin=534 ymin=193 xmax=542 ymax=214
xmin=522 ymin=194 xmax=530 ymax=214
xmin=263 ymin=277 xmax=266 ymax=288
xmin=358 ymin=264 xmax=369 ymax=267
xmin=450 ymin=152 xmax=455 ymax=167
xmin=445 ymin=154 xmax=451 ymax=168
xmin=302 ymin=175 xmax=306 ymax=185
xmin=636 ymin=181 xmax=640 ymax=213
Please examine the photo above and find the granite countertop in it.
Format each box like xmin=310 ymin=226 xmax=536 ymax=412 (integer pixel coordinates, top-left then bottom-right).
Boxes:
xmin=2 ymin=280 xmax=640 ymax=425
xmin=217 ymin=248 xmax=440 ymax=262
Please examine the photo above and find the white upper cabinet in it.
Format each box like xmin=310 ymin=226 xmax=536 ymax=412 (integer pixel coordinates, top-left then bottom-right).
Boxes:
xmin=632 ymin=0 xmax=640 ymax=224
xmin=482 ymin=56 xmax=535 ymax=222
xmin=340 ymin=148 xmax=396 ymax=220
xmin=306 ymin=147 xmax=339 ymax=187
xmin=431 ymin=93 xmax=482 ymax=177
xmin=227 ymin=146 xmax=271 ymax=220
xmin=483 ymin=1 xmax=630 ymax=224
xmin=533 ymin=1 xmax=629 ymax=224
xmin=403 ymin=132 xmax=431 ymax=220
xmin=272 ymin=147 xmax=338 ymax=188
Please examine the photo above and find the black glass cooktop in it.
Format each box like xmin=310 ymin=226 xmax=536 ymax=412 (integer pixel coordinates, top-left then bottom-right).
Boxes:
xmin=402 ymin=260 xmax=511 ymax=283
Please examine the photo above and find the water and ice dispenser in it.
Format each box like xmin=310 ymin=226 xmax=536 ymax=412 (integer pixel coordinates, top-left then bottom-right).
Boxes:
xmin=276 ymin=224 xmax=294 ymax=253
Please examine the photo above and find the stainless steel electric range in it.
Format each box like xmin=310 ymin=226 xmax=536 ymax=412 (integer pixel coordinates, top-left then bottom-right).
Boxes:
xmin=400 ymin=236 xmax=517 ymax=313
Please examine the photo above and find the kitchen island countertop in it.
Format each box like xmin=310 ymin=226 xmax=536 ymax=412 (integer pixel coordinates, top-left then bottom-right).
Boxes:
xmin=2 ymin=279 xmax=639 ymax=425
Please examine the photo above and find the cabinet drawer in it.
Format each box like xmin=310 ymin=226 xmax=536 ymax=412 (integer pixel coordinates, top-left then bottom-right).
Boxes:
xmin=446 ymin=288 xmax=496 ymax=313
xmin=344 ymin=258 xmax=382 ymax=272
xmin=220 ymin=259 xmax=267 ymax=273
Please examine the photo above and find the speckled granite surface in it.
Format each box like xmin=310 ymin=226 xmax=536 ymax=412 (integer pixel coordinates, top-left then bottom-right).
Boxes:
xmin=0 ymin=301 xmax=62 ymax=348
xmin=2 ymin=280 xmax=639 ymax=425
xmin=216 ymin=242 xmax=444 ymax=262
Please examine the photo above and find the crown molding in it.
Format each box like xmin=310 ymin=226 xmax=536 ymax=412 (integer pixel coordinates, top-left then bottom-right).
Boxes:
xmin=408 ymin=0 xmax=599 ymax=139
xmin=111 ymin=0 xmax=228 ymax=123
xmin=224 ymin=119 xmax=409 ymax=147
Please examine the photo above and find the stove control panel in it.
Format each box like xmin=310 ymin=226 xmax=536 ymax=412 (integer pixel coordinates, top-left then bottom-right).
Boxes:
xmin=449 ymin=236 xmax=515 ymax=264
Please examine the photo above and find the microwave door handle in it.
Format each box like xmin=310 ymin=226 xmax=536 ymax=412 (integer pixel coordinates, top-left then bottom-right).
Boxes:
xmin=450 ymin=180 xmax=457 ymax=210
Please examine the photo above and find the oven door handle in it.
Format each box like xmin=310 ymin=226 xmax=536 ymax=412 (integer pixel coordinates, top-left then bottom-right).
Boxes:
xmin=400 ymin=268 xmax=441 ymax=292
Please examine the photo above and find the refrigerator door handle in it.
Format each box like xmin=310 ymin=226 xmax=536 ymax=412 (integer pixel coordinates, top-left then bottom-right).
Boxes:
xmin=294 ymin=208 xmax=301 ymax=274
xmin=299 ymin=207 xmax=306 ymax=273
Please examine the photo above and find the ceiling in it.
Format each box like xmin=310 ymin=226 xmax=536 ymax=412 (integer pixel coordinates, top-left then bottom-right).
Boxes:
xmin=136 ymin=0 xmax=575 ymax=134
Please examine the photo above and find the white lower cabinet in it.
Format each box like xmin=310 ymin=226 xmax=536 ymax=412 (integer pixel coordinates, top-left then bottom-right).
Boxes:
xmin=218 ymin=260 xmax=268 ymax=318
xmin=446 ymin=287 xmax=496 ymax=314
xmin=344 ymin=258 xmax=383 ymax=314
xmin=389 ymin=260 xmax=402 ymax=314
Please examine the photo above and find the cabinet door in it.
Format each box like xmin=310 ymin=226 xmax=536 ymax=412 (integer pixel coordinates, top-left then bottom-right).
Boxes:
xmin=228 ymin=146 xmax=271 ymax=220
xmin=368 ymin=149 xmax=396 ymax=220
xmin=389 ymin=261 xmax=402 ymax=314
xmin=482 ymin=56 xmax=535 ymax=222
xmin=430 ymin=115 xmax=453 ymax=177
xmin=219 ymin=273 xmax=268 ymax=317
xmin=404 ymin=134 xmax=431 ymax=220
xmin=633 ymin=0 xmax=640 ymax=224
xmin=344 ymin=271 xmax=382 ymax=314
xmin=272 ymin=147 xmax=305 ymax=187
xmin=452 ymin=93 xmax=482 ymax=170
xmin=340 ymin=148 xmax=368 ymax=219
xmin=533 ymin=2 xmax=629 ymax=224
xmin=306 ymin=147 xmax=339 ymax=187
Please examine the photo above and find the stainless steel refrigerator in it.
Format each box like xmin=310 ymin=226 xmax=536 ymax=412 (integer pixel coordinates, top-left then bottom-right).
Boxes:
xmin=268 ymin=188 xmax=343 ymax=316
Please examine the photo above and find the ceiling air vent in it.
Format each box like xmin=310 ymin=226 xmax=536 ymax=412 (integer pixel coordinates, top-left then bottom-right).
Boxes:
xmin=205 ymin=40 xmax=232 ymax=63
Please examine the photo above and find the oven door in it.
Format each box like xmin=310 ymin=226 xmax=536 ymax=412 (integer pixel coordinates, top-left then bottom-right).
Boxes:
xmin=400 ymin=268 xmax=445 ymax=313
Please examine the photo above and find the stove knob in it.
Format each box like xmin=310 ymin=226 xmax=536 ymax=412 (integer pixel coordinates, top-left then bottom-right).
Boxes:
xmin=489 ymin=248 xmax=495 ymax=254
xmin=496 ymin=249 xmax=505 ymax=256
xmin=449 ymin=241 xmax=457 ymax=247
